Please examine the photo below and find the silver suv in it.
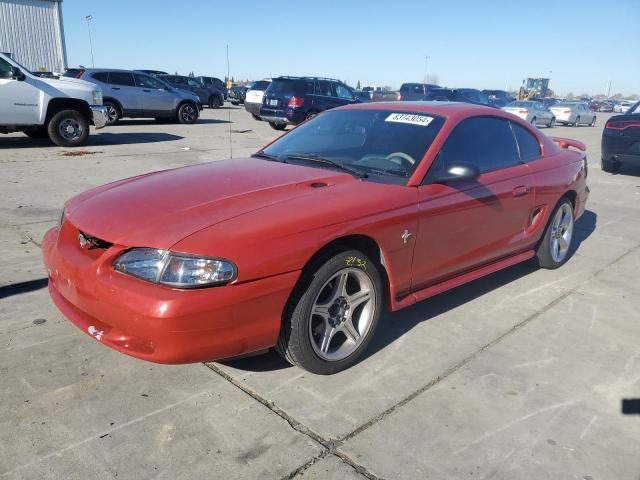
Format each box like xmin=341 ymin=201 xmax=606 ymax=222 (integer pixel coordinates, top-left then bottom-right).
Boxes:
xmin=64 ymin=68 xmax=202 ymax=125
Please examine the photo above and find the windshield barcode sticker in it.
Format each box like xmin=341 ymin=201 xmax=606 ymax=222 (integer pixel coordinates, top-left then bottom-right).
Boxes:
xmin=385 ymin=113 xmax=434 ymax=127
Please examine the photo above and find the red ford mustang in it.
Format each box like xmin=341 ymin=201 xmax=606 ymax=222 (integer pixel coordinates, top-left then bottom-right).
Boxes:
xmin=42 ymin=102 xmax=589 ymax=374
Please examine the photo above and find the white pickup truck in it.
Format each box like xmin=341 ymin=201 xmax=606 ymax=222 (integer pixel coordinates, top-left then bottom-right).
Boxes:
xmin=0 ymin=53 xmax=108 ymax=147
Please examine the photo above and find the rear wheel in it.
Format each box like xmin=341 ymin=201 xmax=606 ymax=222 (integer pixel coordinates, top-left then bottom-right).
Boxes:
xmin=534 ymin=199 xmax=574 ymax=269
xmin=104 ymin=101 xmax=120 ymax=125
xmin=177 ymin=103 xmax=198 ymax=124
xmin=269 ymin=122 xmax=286 ymax=131
xmin=209 ymin=96 xmax=221 ymax=109
xmin=47 ymin=109 xmax=89 ymax=147
xmin=601 ymin=156 xmax=619 ymax=173
xmin=276 ymin=249 xmax=382 ymax=374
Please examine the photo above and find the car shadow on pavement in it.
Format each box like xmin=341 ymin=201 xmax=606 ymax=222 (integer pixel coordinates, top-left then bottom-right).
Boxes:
xmin=0 ymin=278 xmax=48 ymax=300
xmin=610 ymin=164 xmax=640 ymax=177
xmin=222 ymin=209 xmax=597 ymax=373
xmin=0 ymin=132 xmax=184 ymax=148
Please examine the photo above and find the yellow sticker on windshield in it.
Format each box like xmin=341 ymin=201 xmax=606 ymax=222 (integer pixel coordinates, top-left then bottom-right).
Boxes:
xmin=385 ymin=113 xmax=434 ymax=127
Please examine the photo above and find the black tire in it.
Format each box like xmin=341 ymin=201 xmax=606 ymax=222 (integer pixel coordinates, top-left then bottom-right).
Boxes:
xmin=176 ymin=103 xmax=198 ymax=124
xmin=104 ymin=101 xmax=121 ymax=125
xmin=269 ymin=122 xmax=286 ymax=131
xmin=276 ymin=249 xmax=383 ymax=374
xmin=47 ymin=110 xmax=89 ymax=147
xmin=23 ymin=127 xmax=50 ymax=139
xmin=209 ymin=96 xmax=221 ymax=109
xmin=601 ymin=156 xmax=619 ymax=173
xmin=533 ymin=198 xmax=574 ymax=270
xmin=231 ymin=101 xmax=240 ymax=106
xmin=252 ymin=114 xmax=262 ymax=121
xmin=573 ymin=116 xmax=580 ymax=127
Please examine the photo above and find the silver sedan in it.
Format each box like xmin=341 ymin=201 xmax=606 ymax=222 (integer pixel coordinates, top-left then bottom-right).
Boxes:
xmin=549 ymin=102 xmax=597 ymax=127
xmin=502 ymin=101 xmax=555 ymax=128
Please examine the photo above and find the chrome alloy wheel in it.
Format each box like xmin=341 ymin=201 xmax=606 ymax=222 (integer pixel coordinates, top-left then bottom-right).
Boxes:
xmin=106 ymin=105 xmax=119 ymax=123
xmin=181 ymin=104 xmax=197 ymax=122
xmin=309 ymin=267 xmax=376 ymax=361
xmin=550 ymin=203 xmax=574 ymax=263
xmin=58 ymin=118 xmax=83 ymax=141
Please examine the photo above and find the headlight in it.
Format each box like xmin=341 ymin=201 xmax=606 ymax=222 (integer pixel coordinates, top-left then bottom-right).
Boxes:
xmin=113 ymin=248 xmax=236 ymax=288
xmin=92 ymin=89 xmax=103 ymax=105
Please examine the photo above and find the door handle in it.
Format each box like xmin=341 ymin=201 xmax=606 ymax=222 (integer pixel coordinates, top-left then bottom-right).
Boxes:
xmin=513 ymin=185 xmax=528 ymax=197
xmin=111 ymin=87 xmax=120 ymax=90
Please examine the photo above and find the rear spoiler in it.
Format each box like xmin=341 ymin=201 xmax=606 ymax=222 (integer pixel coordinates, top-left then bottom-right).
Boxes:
xmin=551 ymin=137 xmax=586 ymax=151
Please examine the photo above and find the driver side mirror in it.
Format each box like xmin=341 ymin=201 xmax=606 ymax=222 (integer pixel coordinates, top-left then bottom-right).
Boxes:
xmin=431 ymin=162 xmax=480 ymax=184
xmin=12 ymin=67 xmax=25 ymax=81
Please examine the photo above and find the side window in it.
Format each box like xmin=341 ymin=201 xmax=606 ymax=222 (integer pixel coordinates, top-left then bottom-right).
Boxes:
xmin=412 ymin=85 xmax=424 ymax=94
xmin=426 ymin=117 xmax=521 ymax=181
xmin=91 ymin=72 xmax=109 ymax=83
xmin=187 ymin=78 xmax=201 ymax=88
xmin=134 ymin=74 xmax=165 ymax=90
xmin=335 ymin=84 xmax=353 ymax=100
xmin=109 ymin=72 xmax=135 ymax=86
xmin=316 ymin=80 xmax=332 ymax=96
xmin=0 ymin=57 xmax=13 ymax=78
xmin=511 ymin=123 xmax=541 ymax=162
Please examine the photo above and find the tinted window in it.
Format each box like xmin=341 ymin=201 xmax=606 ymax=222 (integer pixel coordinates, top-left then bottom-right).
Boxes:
xmin=134 ymin=74 xmax=165 ymax=89
xmin=427 ymin=117 xmax=520 ymax=180
xmin=109 ymin=72 xmax=135 ymax=86
xmin=511 ymin=123 xmax=541 ymax=162
xmin=0 ymin=57 xmax=12 ymax=78
xmin=91 ymin=72 xmax=109 ymax=83
xmin=188 ymin=78 xmax=201 ymax=88
xmin=268 ymin=79 xmax=308 ymax=95
xmin=262 ymin=109 xmax=445 ymax=184
xmin=164 ymin=76 xmax=187 ymax=86
xmin=335 ymin=84 xmax=354 ymax=99
xmin=251 ymin=80 xmax=270 ymax=91
xmin=316 ymin=80 xmax=333 ymax=96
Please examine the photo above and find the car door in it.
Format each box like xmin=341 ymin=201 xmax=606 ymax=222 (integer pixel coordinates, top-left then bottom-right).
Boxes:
xmin=105 ymin=71 xmax=142 ymax=114
xmin=187 ymin=77 xmax=208 ymax=103
xmin=134 ymin=73 xmax=175 ymax=115
xmin=411 ymin=116 xmax=534 ymax=289
xmin=314 ymin=80 xmax=339 ymax=111
xmin=0 ymin=56 xmax=41 ymax=125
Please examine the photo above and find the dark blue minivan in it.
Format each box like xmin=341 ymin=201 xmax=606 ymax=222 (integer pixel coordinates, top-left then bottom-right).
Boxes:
xmin=260 ymin=76 xmax=357 ymax=130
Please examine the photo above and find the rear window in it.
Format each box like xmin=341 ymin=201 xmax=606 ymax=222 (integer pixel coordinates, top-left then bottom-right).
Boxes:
xmin=250 ymin=80 xmax=270 ymax=91
xmin=109 ymin=72 xmax=135 ymax=86
xmin=268 ymin=79 xmax=312 ymax=95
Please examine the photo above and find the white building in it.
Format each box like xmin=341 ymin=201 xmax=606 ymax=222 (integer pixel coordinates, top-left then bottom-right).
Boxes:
xmin=0 ymin=0 xmax=67 ymax=73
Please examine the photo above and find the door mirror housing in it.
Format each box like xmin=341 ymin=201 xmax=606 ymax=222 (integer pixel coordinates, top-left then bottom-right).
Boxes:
xmin=12 ymin=67 xmax=25 ymax=81
xmin=431 ymin=162 xmax=480 ymax=184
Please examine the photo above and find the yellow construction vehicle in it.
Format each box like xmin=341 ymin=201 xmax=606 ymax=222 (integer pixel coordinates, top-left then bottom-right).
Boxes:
xmin=518 ymin=78 xmax=554 ymax=100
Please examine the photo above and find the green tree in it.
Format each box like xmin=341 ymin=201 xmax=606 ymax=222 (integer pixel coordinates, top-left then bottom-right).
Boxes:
xmin=356 ymin=80 xmax=361 ymax=90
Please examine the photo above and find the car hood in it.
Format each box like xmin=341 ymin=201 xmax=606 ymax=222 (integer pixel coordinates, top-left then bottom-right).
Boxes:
xmin=65 ymin=158 xmax=353 ymax=249
xmin=36 ymin=75 xmax=96 ymax=90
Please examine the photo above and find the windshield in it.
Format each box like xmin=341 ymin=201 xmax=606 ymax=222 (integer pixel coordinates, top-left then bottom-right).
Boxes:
xmin=261 ymin=109 xmax=445 ymax=184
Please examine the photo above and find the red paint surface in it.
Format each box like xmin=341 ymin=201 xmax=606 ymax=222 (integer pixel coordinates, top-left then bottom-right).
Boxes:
xmin=42 ymin=102 xmax=589 ymax=363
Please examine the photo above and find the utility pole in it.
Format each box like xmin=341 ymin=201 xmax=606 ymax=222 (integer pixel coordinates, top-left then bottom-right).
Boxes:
xmin=607 ymin=80 xmax=612 ymax=98
xmin=423 ymin=55 xmax=430 ymax=84
xmin=85 ymin=15 xmax=95 ymax=68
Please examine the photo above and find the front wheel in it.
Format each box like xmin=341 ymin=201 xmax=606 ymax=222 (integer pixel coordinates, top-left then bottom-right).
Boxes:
xmin=209 ymin=96 xmax=221 ymax=109
xmin=276 ymin=249 xmax=383 ymax=374
xmin=534 ymin=199 xmax=574 ymax=269
xmin=104 ymin=101 xmax=120 ymax=125
xmin=47 ymin=110 xmax=89 ymax=147
xmin=269 ymin=122 xmax=286 ymax=131
xmin=177 ymin=103 xmax=198 ymax=124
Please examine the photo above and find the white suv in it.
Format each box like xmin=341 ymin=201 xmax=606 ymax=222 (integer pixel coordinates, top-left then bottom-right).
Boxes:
xmin=0 ymin=53 xmax=108 ymax=147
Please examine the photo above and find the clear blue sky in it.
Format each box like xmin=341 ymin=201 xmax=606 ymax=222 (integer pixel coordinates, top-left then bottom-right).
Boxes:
xmin=62 ymin=0 xmax=639 ymax=96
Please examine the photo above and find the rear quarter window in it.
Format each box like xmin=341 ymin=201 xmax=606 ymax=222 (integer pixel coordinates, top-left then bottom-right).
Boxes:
xmin=511 ymin=123 xmax=541 ymax=162
xmin=109 ymin=72 xmax=135 ymax=86
xmin=91 ymin=72 xmax=109 ymax=83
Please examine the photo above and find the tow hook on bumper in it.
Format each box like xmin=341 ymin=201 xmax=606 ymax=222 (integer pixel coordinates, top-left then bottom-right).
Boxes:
xmin=91 ymin=106 xmax=108 ymax=129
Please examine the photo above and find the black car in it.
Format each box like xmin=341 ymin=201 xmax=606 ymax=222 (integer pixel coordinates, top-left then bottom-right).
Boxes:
xmin=195 ymin=76 xmax=227 ymax=99
xmin=228 ymin=85 xmax=248 ymax=105
xmin=158 ymin=75 xmax=224 ymax=108
xmin=260 ymin=76 xmax=357 ymax=130
xmin=601 ymin=101 xmax=640 ymax=172
xmin=482 ymin=89 xmax=515 ymax=108
xmin=399 ymin=83 xmax=440 ymax=101
xmin=422 ymin=88 xmax=493 ymax=107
